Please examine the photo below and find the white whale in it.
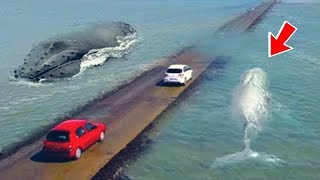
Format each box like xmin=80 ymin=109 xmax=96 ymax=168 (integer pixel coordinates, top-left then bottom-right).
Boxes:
xmin=212 ymin=68 xmax=284 ymax=168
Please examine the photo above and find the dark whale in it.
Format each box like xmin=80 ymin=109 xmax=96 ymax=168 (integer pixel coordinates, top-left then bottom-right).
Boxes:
xmin=14 ymin=22 xmax=136 ymax=81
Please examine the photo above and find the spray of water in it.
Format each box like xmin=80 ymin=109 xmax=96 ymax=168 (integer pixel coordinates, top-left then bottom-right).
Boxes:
xmin=212 ymin=68 xmax=284 ymax=168
xmin=80 ymin=33 xmax=138 ymax=72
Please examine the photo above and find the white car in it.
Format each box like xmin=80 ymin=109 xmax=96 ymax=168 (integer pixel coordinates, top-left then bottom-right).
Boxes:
xmin=163 ymin=64 xmax=193 ymax=85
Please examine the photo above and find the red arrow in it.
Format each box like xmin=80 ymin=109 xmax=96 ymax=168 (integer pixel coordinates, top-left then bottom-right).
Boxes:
xmin=268 ymin=21 xmax=297 ymax=57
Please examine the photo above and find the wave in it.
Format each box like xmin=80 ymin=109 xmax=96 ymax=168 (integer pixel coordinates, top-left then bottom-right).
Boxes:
xmin=212 ymin=68 xmax=283 ymax=168
xmin=9 ymin=77 xmax=47 ymax=87
xmin=80 ymin=33 xmax=138 ymax=72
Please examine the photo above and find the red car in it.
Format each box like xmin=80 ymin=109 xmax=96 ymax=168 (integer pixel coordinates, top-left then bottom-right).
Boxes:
xmin=43 ymin=119 xmax=107 ymax=160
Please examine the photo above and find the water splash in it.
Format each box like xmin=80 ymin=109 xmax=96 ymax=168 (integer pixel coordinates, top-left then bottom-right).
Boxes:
xmin=80 ymin=33 xmax=138 ymax=72
xmin=212 ymin=68 xmax=283 ymax=168
xmin=212 ymin=148 xmax=284 ymax=168
xmin=10 ymin=77 xmax=47 ymax=87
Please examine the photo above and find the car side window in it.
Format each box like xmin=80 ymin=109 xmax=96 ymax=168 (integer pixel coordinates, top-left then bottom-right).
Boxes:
xmin=85 ymin=123 xmax=96 ymax=132
xmin=76 ymin=127 xmax=86 ymax=137
xmin=183 ymin=67 xmax=187 ymax=72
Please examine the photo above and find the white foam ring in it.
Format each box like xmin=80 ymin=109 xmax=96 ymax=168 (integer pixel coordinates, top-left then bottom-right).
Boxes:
xmin=212 ymin=68 xmax=284 ymax=168
xmin=79 ymin=33 xmax=138 ymax=72
xmin=212 ymin=148 xmax=284 ymax=168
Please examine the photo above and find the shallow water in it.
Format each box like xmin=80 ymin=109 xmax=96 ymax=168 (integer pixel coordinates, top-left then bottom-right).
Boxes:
xmin=0 ymin=0 xmax=319 ymax=179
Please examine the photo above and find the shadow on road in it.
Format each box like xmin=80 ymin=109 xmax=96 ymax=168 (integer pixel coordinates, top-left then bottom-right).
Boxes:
xmin=30 ymin=150 xmax=70 ymax=163
xmin=156 ymin=80 xmax=184 ymax=87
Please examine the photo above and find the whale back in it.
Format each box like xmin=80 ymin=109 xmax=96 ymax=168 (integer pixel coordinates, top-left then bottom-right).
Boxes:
xmin=14 ymin=22 xmax=136 ymax=80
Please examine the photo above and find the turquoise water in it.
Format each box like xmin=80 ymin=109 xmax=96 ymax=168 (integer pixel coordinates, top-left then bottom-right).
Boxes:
xmin=0 ymin=0 xmax=319 ymax=179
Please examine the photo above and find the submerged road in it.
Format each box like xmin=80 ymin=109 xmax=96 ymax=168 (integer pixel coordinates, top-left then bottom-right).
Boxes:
xmin=217 ymin=0 xmax=278 ymax=32
xmin=0 ymin=1 xmax=278 ymax=179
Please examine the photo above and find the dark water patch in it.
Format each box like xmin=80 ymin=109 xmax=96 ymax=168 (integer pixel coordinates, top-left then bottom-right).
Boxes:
xmin=203 ymin=56 xmax=229 ymax=81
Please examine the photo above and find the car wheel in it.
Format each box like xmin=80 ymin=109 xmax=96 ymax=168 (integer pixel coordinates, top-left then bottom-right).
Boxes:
xmin=182 ymin=78 xmax=187 ymax=86
xmin=99 ymin=131 xmax=105 ymax=142
xmin=74 ymin=148 xmax=81 ymax=160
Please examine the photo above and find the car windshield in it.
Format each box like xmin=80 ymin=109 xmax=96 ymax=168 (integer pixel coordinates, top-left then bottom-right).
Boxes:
xmin=46 ymin=130 xmax=70 ymax=142
xmin=167 ymin=68 xmax=182 ymax=73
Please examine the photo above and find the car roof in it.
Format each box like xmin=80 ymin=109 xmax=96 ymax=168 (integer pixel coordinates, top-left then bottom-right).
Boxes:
xmin=168 ymin=64 xmax=187 ymax=69
xmin=53 ymin=119 xmax=88 ymax=132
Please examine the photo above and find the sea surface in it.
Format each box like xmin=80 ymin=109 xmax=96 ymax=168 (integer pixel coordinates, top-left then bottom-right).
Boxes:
xmin=0 ymin=0 xmax=319 ymax=179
